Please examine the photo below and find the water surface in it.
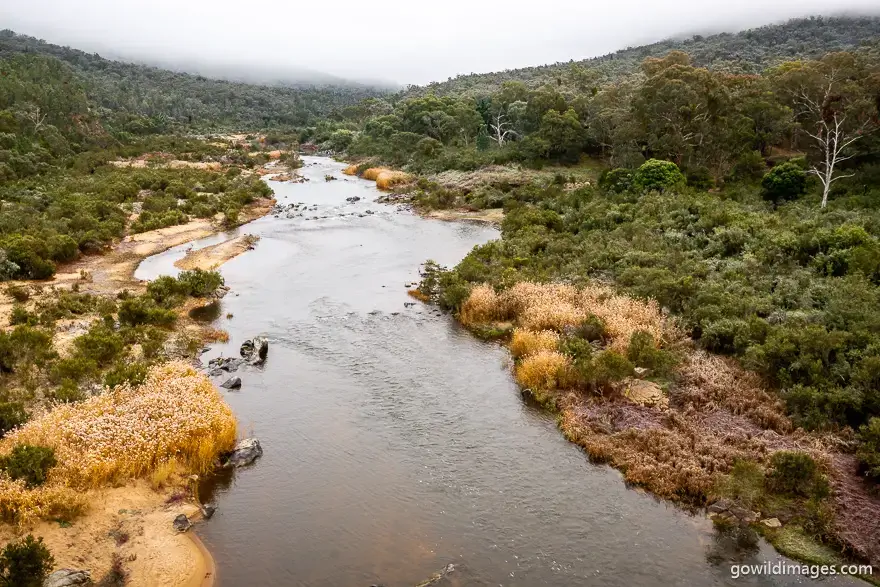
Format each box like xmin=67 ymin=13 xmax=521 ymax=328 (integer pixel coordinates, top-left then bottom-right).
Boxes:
xmin=137 ymin=158 xmax=857 ymax=587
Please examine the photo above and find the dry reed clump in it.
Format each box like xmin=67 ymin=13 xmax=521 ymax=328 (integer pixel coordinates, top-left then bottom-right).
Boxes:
xmin=201 ymin=327 xmax=230 ymax=343
xmin=459 ymin=284 xmax=500 ymax=326
xmin=1 ymin=361 xmax=237 ymax=490
xmin=677 ymin=350 xmax=792 ymax=433
xmin=578 ymin=285 xmax=673 ymax=353
xmin=376 ymin=171 xmax=411 ymax=190
xmin=509 ymin=328 xmax=560 ymax=359
xmin=0 ymin=478 xmax=88 ymax=526
xmin=342 ymin=165 xmax=358 ymax=176
xmin=515 ymin=351 xmax=570 ymax=401
xmin=407 ymin=289 xmax=430 ymax=303
xmin=361 ymin=167 xmax=388 ymax=181
xmin=469 ymin=281 xmax=674 ymax=353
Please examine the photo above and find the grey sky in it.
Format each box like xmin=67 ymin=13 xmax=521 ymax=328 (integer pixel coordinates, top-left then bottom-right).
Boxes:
xmin=2 ymin=0 xmax=878 ymax=86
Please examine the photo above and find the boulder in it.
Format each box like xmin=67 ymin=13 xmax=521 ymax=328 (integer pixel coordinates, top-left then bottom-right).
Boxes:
xmin=220 ymin=376 xmax=242 ymax=390
xmin=207 ymin=356 xmax=243 ymax=375
xmin=223 ymin=438 xmax=263 ymax=468
xmin=240 ymin=336 xmax=269 ymax=365
xmin=172 ymin=514 xmax=191 ymax=533
xmin=44 ymin=569 xmax=92 ymax=587
xmin=201 ymin=503 xmax=217 ymax=519
xmin=707 ymin=498 xmax=732 ymax=514
xmin=345 ymin=196 xmax=361 ymax=203
xmin=761 ymin=517 xmax=782 ymax=528
xmin=729 ymin=506 xmax=759 ymax=523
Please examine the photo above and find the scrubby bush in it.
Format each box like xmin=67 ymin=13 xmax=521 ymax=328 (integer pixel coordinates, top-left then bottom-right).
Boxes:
xmin=0 ymin=444 xmax=57 ymax=488
xmin=103 ymin=361 xmax=149 ymax=389
xmin=857 ymin=418 xmax=880 ymax=482
xmin=0 ymin=534 xmax=54 ymax=587
xmin=626 ymin=331 xmax=677 ymax=376
xmin=765 ymin=451 xmax=827 ymax=498
xmin=0 ymin=402 xmax=27 ymax=438
xmin=73 ymin=324 xmax=124 ymax=366
xmin=118 ymin=296 xmax=176 ymax=327
xmin=600 ymin=168 xmax=635 ymax=194
xmin=634 ymin=159 xmax=686 ymax=193
xmin=761 ymin=163 xmax=807 ymax=204
xmin=177 ymin=269 xmax=224 ymax=298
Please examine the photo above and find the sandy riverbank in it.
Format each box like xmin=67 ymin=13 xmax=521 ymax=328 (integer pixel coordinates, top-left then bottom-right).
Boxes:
xmin=425 ymin=208 xmax=504 ymax=225
xmin=0 ymin=482 xmax=213 ymax=586
xmin=174 ymin=235 xmax=260 ymax=272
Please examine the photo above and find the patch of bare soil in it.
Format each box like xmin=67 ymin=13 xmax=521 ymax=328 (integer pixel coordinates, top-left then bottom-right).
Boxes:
xmin=0 ymin=481 xmax=213 ymax=587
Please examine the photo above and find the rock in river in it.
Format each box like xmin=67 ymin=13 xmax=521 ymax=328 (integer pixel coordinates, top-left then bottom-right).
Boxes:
xmin=220 ymin=376 xmax=242 ymax=389
xmin=207 ymin=356 xmax=244 ymax=375
xmin=240 ymin=336 xmax=269 ymax=365
xmin=44 ymin=569 xmax=92 ymax=587
xmin=223 ymin=438 xmax=263 ymax=468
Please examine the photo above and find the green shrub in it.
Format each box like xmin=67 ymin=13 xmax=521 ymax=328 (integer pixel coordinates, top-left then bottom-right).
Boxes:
xmin=147 ymin=275 xmax=186 ymax=306
xmin=118 ymin=296 xmax=177 ymax=327
xmin=103 ymin=361 xmax=148 ymax=389
xmin=0 ymin=326 xmax=54 ymax=372
xmin=626 ymin=331 xmax=677 ymax=375
xmin=559 ymin=336 xmax=594 ymax=361
xmin=0 ymin=401 xmax=27 ymax=438
xmin=765 ymin=451 xmax=828 ymax=498
xmin=177 ymin=269 xmax=224 ymax=298
xmin=51 ymin=380 xmax=87 ymax=403
xmin=761 ymin=163 xmax=807 ymax=204
xmin=857 ymin=418 xmax=880 ymax=482
xmin=600 ymin=168 xmax=635 ymax=194
xmin=0 ymin=445 xmax=57 ymax=488
xmin=0 ymin=534 xmax=54 ymax=587
xmin=634 ymin=159 xmax=686 ymax=193
xmin=6 ymin=285 xmax=30 ymax=302
xmin=572 ymin=315 xmax=609 ymax=343
xmin=9 ymin=305 xmax=36 ymax=326
xmin=73 ymin=324 xmax=124 ymax=366
xmin=49 ymin=356 xmax=98 ymax=384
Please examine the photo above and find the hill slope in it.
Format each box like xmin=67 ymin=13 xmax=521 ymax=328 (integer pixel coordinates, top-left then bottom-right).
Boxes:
xmin=0 ymin=30 xmax=389 ymax=129
xmin=405 ymin=15 xmax=880 ymax=98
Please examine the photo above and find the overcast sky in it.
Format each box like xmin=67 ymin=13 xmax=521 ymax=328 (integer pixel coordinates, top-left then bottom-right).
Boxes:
xmin=1 ymin=0 xmax=878 ymax=86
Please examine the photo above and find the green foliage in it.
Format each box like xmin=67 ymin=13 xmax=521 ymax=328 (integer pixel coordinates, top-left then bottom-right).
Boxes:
xmin=600 ymin=168 xmax=635 ymax=194
xmin=765 ymin=451 xmax=828 ymax=497
xmin=0 ymin=402 xmax=27 ymax=438
xmin=0 ymin=444 xmax=57 ymax=488
xmin=72 ymin=323 xmax=124 ymax=366
xmin=0 ymin=326 xmax=54 ymax=372
xmin=762 ymin=163 xmax=807 ymax=204
xmin=0 ymin=534 xmax=54 ymax=587
xmin=103 ymin=361 xmax=148 ymax=389
xmin=626 ymin=331 xmax=677 ymax=376
xmin=857 ymin=418 xmax=880 ymax=482
xmin=634 ymin=159 xmax=686 ymax=193
xmin=118 ymin=296 xmax=177 ymax=327
xmin=177 ymin=269 xmax=224 ymax=298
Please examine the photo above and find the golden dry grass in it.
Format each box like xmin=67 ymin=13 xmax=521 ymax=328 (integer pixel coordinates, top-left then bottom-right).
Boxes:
xmin=515 ymin=351 xmax=570 ymax=396
xmin=1 ymin=362 xmax=237 ymax=490
xmin=407 ymin=289 xmax=430 ymax=302
xmin=509 ymin=328 xmax=559 ymax=359
xmin=375 ymin=170 xmax=411 ymax=190
xmin=201 ymin=327 xmax=230 ymax=343
xmin=459 ymin=284 xmax=500 ymax=326
xmin=342 ymin=165 xmax=358 ymax=176
xmin=361 ymin=167 xmax=388 ymax=181
xmin=460 ymin=281 xmax=675 ymax=355
xmin=0 ymin=478 xmax=88 ymax=526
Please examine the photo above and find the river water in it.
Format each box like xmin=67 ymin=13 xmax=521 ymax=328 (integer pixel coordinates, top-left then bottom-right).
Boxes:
xmin=136 ymin=157 xmax=857 ymax=587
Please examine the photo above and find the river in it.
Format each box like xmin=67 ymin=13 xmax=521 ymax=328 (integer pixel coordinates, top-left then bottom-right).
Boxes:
xmin=135 ymin=157 xmax=859 ymax=587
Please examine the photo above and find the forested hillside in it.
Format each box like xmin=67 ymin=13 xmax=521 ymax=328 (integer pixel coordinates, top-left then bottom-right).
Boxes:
xmin=0 ymin=30 xmax=386 ymax=130
xmin=404 ymin=16 xmax=880 ymax=98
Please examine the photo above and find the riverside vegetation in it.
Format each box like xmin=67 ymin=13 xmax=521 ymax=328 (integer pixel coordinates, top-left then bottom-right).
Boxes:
xmin=1 ymin=12 xmax=880 ymax=585
xmin=323 ymin=17 xmax=880 ymax=579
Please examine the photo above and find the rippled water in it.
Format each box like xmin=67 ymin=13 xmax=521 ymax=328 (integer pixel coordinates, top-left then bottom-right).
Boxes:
xmin=136 ymin=158 xmax=858 ymax=587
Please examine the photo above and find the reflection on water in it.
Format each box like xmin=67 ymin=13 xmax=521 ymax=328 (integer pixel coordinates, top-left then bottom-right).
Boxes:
xmin=189 ymin=300 xmax=222 ymax=323
xmin=138 ymin=157 xmax=859 ymax=587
